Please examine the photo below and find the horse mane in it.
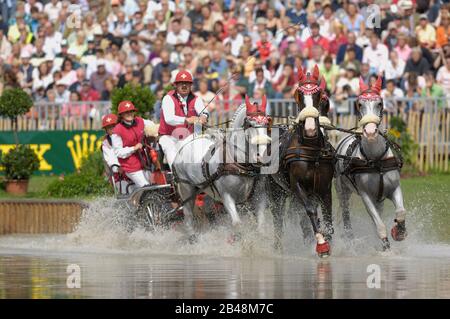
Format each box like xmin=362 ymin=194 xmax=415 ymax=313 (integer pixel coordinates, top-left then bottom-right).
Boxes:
xmin=230 ymin=103 xmax=247 ymax=129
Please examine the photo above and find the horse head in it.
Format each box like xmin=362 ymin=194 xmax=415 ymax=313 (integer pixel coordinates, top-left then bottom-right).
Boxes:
xmin=244 ymin=95 xmax=272 ymax=164
xmin=294 ymin=64 xmax=327 ymax=137
xmin=357 ymin=76 xmax=384 ymax=141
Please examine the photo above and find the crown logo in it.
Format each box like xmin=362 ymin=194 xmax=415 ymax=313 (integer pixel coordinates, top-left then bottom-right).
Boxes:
xmin=66 ymin=132 xmax=102 ymax=169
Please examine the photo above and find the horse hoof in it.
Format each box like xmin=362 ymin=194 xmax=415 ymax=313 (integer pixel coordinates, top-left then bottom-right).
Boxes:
xmin=316 ymin=241 xmax=331 ymax=258
xmin=381 ymin=237 xmax=390 ymax=251
xmin=391 ymin=220 xmax=407 ymax=241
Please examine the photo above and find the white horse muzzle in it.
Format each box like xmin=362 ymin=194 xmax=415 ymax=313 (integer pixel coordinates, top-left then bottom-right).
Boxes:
xmin=304 ymin=117 xmax=316 ymax=137
xmin=295 ymin=105 xmax=319 ymax=137
xmin=363 ymin=122 xmax=378 ymax=140
xmin=359 ymin=114 xmax=380 ymax=141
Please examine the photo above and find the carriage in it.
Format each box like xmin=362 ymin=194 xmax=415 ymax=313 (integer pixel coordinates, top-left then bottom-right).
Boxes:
xmin=106 ymin=132 xmax=223 ymax=232
xmin=106 ymin=133 xmax=183 ymax=231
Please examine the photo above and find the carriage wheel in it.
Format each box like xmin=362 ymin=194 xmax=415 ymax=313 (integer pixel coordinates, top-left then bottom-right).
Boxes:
xmin=137 ymin=191 xmax=178 ymax=231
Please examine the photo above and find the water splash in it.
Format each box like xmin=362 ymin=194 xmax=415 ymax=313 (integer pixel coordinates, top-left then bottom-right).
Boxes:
xmin=64 ymin=197 xmax=277 ymax=258
xmin=0 ymin=196 xmax=448 ymax=260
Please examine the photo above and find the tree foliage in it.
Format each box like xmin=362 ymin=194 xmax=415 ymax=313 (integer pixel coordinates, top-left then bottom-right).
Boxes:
xmin=111 ymin=83 xmax=156 ymax=118
xmin=0 ymin=88 xmax=33 ymax=119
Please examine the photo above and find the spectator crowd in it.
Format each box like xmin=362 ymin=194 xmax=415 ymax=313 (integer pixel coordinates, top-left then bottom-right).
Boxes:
xmin=0 ymin=0 xmax=449 ymax=119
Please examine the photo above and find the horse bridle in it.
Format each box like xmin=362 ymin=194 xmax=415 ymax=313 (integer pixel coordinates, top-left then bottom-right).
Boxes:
xmin=237 ymin=114 xmax=272 ymax=168
xmin=243 ymin=114 xmax=273 ymax=133
xmin=356 ymin=89 xmax=385 ymax=123
xmin=295 ymin=80 xmax=327 ymax=111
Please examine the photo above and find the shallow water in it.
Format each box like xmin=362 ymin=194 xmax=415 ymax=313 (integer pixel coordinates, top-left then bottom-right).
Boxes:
xmin=0 ymin=197 xmax=449 ymax=299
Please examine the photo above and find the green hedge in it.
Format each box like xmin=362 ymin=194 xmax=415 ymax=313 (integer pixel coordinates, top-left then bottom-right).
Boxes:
xmin=46 ymin=173 xmax=111 ymax=198
xmin=46 ymin=150 xmax=112 ymax=198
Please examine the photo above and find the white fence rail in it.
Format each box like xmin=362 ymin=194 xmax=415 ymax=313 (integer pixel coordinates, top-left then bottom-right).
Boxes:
xmin=1 ymin=97 xmax=449 ymax=172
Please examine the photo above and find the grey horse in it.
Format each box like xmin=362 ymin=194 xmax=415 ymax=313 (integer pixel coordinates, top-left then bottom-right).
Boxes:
xmin=172 ymin=97 xmax=273 ymax=243
xmin=335 ymin=77 xmax=407 ymax=250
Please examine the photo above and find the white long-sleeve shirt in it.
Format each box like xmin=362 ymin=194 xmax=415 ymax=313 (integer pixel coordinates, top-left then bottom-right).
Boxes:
xmin=112 ymin=118 xmax=155 ymax=159
xmin=161 ymin=94 xmax=209 ymax=126
xmin=102 ymin=138 xmax=120 ymax=168
xmin=223 ymin=34 xmax=244 ymax=57
xmin=166 ymin=30 xmax=190 ymax=46
xmin=385 ymin=59 xmax=406 ymax=81
xmin=362 ymin=43 xmax=389 ymax=74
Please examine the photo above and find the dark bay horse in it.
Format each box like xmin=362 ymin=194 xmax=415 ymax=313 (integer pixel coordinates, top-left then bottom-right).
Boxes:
xmin=269 ymin=65 xmax=335 ymax=257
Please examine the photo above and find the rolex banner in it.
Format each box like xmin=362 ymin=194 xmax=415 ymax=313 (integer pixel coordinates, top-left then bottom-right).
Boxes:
xmin=0 ymin=131 xmax=104 ymax=175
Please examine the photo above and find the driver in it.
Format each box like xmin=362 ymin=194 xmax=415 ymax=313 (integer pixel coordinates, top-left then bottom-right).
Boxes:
xmin=158 ymin=70 xmax=209 ymax=169
xmin=111 ymin=100 xmax=156 ymax=188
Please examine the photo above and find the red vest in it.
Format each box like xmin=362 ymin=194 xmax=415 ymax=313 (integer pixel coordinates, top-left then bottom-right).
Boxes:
xmin=113 ymin=116 xmax=145 ymax=173
xmin=158 ymin=90 xmax=198 ymax=137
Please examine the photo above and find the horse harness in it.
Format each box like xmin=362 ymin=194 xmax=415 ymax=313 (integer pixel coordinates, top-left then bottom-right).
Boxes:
xmin=338 ymin=134 xmax=403 ymax=202
xmin=172 ymin=139 xmax=260 ymax=200
xmin=282 ymin=122 xmax=335 ymax=194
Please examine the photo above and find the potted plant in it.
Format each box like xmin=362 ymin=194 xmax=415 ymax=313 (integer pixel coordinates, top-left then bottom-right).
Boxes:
xmin=0 ymin=88 xmax=36 ymax=194
xmin=0 ymin=144 xmax=40 ymax=194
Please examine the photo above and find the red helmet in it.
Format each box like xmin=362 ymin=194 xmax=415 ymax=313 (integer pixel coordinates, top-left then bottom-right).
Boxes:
xmin=118 ymin=100 xmax=137 ymax=114
xmin=102 ymin=113 xmax=118 ymax=128
xmin=174 ymin=70 xmax=193 ymax=83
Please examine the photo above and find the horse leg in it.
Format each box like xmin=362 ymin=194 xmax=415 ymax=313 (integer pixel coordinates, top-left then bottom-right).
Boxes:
xmin=177 ymin=182 xmax=198 ymax=244
xmin=388 ymin=186 xmax=408 ymax=241
xmin=222 ymin=192 xmax=242 ymax=243
xmin=294 ymin=196 xmax=315 ymax=245
xmin=273 ymin=197 xmax=286 ymax=252
xmin=321 ymin=189 xmax=334 ymax=242
xmin=268 ymin=184 xmax=287 ymax=252
xmin=335 ymin=176 xmax=353 ymax=239
xmin=253 ymin=178 xmax=268 ymax=234
xmin=375 ymin=200 xmax=384 ymax=216
xmin=360 ymin=191 xmax=390 ymax=251
xmin=295 ymin=183 xmax=330 ymax=257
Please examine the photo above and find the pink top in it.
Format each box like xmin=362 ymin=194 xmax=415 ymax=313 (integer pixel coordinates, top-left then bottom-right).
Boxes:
xmin=395 ymin=45 xmax=412 ymax=63
xmin=60 ymin=103 xmax=90 ymax=118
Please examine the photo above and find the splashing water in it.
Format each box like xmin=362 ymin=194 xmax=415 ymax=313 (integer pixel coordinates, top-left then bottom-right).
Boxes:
xmin=0 ymin=193 xmax=447 ymax=260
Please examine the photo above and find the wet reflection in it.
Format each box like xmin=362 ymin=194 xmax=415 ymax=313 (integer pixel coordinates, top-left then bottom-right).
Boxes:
xmin=0 ymin=251 xmax=449 ymax=298
xmin=315 ymin=260 xmax=333 ymax=299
